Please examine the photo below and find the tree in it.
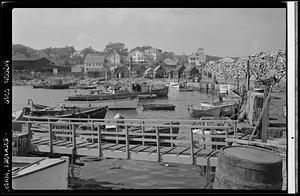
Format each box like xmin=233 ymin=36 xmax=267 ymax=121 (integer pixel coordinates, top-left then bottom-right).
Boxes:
xmin=104 ymin=42 xmax=128 ymax=57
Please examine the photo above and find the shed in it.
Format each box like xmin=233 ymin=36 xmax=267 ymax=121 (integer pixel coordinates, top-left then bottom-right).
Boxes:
xmin=114 ymin=64 xmax=130 ymax=78
xmin=184 ymin=64 xmax=199 ymax=78
xmin=173 ymin=65 xmax=186 ymax=78
xmin=153 ymin=65 xmax=166 ymax=78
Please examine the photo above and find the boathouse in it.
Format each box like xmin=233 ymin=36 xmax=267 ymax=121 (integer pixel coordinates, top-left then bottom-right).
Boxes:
xmin=153 ymin=65 xmax=166 ymax=78
xmin=130 ymin=64 xmax=147 ymax=77
xmin=114 ymin=64 xmax=130 ymax=78
xmin=12 ymin=56 xmax=70 ymax=79
xmin=184 ymin=64 xmax=199 ymax=79
xmin=173 ymin=65 xmax=185 ymax=78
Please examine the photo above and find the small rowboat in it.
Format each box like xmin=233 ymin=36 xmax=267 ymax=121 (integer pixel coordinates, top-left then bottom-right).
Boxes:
xmin=143 ymin=103 xmax=176 ymax=111
xmin=188 ymin=104 xmax=221 ymax=118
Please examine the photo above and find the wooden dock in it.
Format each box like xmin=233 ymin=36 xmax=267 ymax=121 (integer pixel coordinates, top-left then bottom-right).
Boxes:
xmin=14 ymin=117 xmax=238 ymax=167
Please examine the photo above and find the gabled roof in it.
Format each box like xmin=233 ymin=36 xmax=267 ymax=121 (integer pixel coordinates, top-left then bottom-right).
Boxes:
xmin=85 ymin=54 xmax=105 ymax=63
xmin=174 ymin=64 xmax=185 ymax=71
xmin=153 ymin=65 xmax=165 ymax=72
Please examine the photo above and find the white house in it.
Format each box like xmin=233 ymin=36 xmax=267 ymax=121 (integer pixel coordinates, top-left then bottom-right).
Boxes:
xmin=129 ymin=50 xmax=146 ymax=63
xmin=144 ymin=48 xmax=162 ymax=61
xmin=84 ymin=54 xmax=106 ymax=78
xmin=188 ymin=48 xmax=206 ymax=66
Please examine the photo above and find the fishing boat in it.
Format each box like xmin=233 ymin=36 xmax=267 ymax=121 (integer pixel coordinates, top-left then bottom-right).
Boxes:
xmin=63 ymin=97 xmax=139 ymax=110
xmin=188 ymin=104 xmax=221 ymax=118
xmin=44 ymin=83 xmax=70 ymax=89
xmin=65 ymin=88 xmax=137 ymax=101
xmin=179 ymin=81 xmax=194 ymax=92
xmin=137 ymin=94 xmax=157 ymax=99
xmin=12 ymin=156 xmax=69 ymax=190
xmin=143 ymin=103 xmax=176 ymax=111
xmin=199 ymin=100 xmax=239 ymax=118
xmin=179 ymin=86 xmax=194 ymax=92
xmin=23 ymin=100 xmax=107 ymax=119
xmin=131 ymin=82 xmax=169 ymax=97
xmin=168 ymin=80 xmax=180 ymax=87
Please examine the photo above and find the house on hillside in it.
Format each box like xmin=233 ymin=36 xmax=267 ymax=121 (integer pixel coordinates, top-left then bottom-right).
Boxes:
xmin=12 ymin=56 xmax=70 ymax=79
xmin=153 ymin=65 xmax=166 ymax=78
xmin=129 ymin=50 xmax=146 ymax=63
xmin=144 ymin=48 xmax=162 ymax=61
xmin=188 ymin=48 xmax=206 ymax=66
xmin=84 ymin=54 xmax=107 ymax=78
xmin=114 ymin=64 xmax=130 ymax=78
xmin=164 ymin=58 xmax=178 ymax=66
xmin=107 ymin=51 xmax=121 ymax=65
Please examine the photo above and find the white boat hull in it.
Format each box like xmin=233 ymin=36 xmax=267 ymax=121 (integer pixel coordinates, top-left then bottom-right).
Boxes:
xmin=12 ymin=156 xmax=69 ymax=190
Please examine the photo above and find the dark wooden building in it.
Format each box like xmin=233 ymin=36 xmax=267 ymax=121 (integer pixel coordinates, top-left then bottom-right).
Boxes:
xmin=114 ymin=64 xmax=130 ymax=78
xmin=184 ymin=64 xmax=200 ymax=79
xmin=173 ymin=65 xmax=186 ymax=78
xmin=12 ymin=56 xmax=71 ymax=79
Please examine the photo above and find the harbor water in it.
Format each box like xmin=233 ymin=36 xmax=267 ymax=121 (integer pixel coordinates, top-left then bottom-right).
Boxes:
xmin=12 ymin=85 xmax=219 ymax=120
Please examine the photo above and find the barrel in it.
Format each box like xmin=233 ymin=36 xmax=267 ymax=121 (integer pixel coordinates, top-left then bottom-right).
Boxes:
xmin=213 ymin=146 xmax=282 ymax=190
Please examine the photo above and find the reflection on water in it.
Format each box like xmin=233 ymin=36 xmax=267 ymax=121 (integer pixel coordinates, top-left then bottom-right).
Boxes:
xmin=12 ymin=86 xmax=218 ymax=120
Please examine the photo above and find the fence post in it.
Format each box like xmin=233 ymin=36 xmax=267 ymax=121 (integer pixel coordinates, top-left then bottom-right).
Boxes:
xmin=49 ymin=123 xmax=53 ymax=154
xmin=156 ymin=126 xmax=160 ymax=162
xmin=225 ymin=124 xmax=229 ymax=146
xmin=116 ymin=123 xmax=119 ymax=144
xmin=190 ymin=127 xmax=195 ymax=165
xmin=233 ymin=121 xmax=237 ymax=139
xmin=27 ymin=122 xmax=32 ymax=139
xmin=98 ymin=124 xmax=102 ymax=157
xmin=142 ymin=121 xmax=145 ymax=146
xmin=72 ymin=124 xmax=77 ymax=155
xmin=125 ymin=126 xmax=130 ymax=159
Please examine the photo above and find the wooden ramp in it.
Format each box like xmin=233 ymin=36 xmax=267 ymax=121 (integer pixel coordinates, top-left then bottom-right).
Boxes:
xmin=15 ymin=117 xmax=238 ymax=167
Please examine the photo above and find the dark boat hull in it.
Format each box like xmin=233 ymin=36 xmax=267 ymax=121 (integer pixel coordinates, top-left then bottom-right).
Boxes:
xmin=45 ymin=84 xmax=70 ymax=89
xmin=66 ymin=93 xmax=137 ymax=101
xmin=143 ymin=104 xmax=176 ymax=111
xmin=24 ymin=106 xmax=107 ymax=119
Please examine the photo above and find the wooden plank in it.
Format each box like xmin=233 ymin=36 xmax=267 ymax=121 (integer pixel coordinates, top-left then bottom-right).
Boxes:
xmin=195 ymin=149 xmax=215 ymax=157
xmin=102 ymin=143 xmax=119 ymax=149
xmin=31 ymin=138 xmax=47 ymax=144
xmin=194 ymin=148 xmax=203 ymax=155
xmin=76 ymin=142 xmax=94 ymax=148
xmin=148 ymin=146 xmax=164 ymax=154
xmin=33 ymin=140 xmax=49 ymax=145
xmin=86 ymin=143 xmax=100 ymax=149
xmin=176 ymin=147 xmax=190 ymax=156
xmin=54 ymin=141 xmax=73 ymax=146
xmin=161 ymin=147 xmax=176 ymax=155
xmin=131 ymin=145 xmax=152 ymax=152
xmin=106 ymin=144 xmax=125 ymax=150
xmin=51 ymin=140 xmax=70 ymax=145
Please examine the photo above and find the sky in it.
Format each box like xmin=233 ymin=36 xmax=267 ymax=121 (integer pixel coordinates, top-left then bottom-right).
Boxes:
xmin=12 ymin=8 xmax=286 ymax=57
